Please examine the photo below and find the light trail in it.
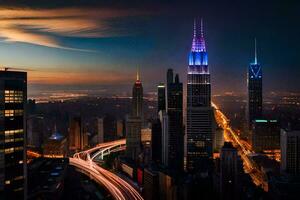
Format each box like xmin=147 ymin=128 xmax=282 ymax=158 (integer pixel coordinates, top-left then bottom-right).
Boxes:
xmin=212 ymin=102 xmax=268 ymax=191
xmin=69 ymin=139 xmax=143 ymax=200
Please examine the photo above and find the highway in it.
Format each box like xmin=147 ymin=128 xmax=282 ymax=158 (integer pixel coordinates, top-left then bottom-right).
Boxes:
xmin=70 ymin=139 xmax=144 ymax=200
xmin=212 ymin=102 xmax=268 ymax=191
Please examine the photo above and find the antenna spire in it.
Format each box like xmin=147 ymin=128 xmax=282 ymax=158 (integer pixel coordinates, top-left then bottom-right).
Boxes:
xmin=200 ymin=17 xmax=204 ymax=37
xmin=254 ymin=38 xmax=257 ymax=64
xmin=136 ymin=67 xmax=140 ymax=81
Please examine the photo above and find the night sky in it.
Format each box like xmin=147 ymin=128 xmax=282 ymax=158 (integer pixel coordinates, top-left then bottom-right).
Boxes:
xmin=0 ymin=0 xmax=299 ymax=96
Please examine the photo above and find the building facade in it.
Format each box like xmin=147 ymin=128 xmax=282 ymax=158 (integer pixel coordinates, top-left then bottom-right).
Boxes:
xmin=68 ymin=117 xmax=87 ymax=152
xmin=220 ymin=142 xmax=242 ymax=200
xmin=166 ymin=72 xmax=184 ymax=172
xmin=157 ymin=83 xmax=166 ymax=113
xmin=0 ymin=70 xmax=27 ymax=199
xmin=251 ymin=119 xmax=280 ymax=152
xmin=247 ymin=39 xmax=262 ymax=129
xmin=126 ymin=71 xmax=143 ymax=161
xmin=280 ymin=129 xmax=300 ymax=175
xmin=186 ymin=18 xmax=213 ymax=171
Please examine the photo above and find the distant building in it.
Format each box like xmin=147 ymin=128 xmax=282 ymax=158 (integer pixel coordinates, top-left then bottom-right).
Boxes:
xmin=186 ymin=18 xmax=213 ymax=172
xmin=159 ymin=110 xmax=169 ymax=166
xmin=166 ymin=71 xmax=184 ymax=172
xmin=157 ymin=83 xmax=166 ymax=113
xmin=141 ymin=128 xmax=151 ymax=145
xmin=103 ymin=114 xmax=117 ymax=142
xmin=132 ymin=69 xmax=143 ymax=119
xmin=251 ymin=119 xmax=280 ymax=152
xmin=43 ymin=128 xmax=68 ymax=158
xmin=97 ymin=117 xmax=104 ymax=144
xmin=116 ymin=119 xmax=124 ymax=138
xmin=151 ymin=119 xmax=162 ymax=164
xmin=280 ymin=129 xmax=300 ymax=175
xmin=143 ymin=168 xmax=159 ymax=200
xmin=159 ymin=171 xmax=176 ymax=200
xmin=247 ymin=39 xmax=262 ymax=129
xmin=220 ymin=142 xmax=242 ymax=200
xmin=0 ymin=70 xmax=27 ymax=199
xmin=27 ymin=115 xmax=44 ymax=149
xmin=68 ymin=117 xmax=87 ymax=152
xmin=126 ymin=70 xmax=143 ymax=161
xmin=213 ymin=126 xmax=224 ymax=152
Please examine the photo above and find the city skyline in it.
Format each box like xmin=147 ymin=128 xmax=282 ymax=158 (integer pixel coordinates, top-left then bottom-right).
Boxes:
xmin=0 ymin=1 xmax=299 ymax=97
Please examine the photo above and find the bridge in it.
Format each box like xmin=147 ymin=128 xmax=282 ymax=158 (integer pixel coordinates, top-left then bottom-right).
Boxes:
xmin=69 ymin=139 xmax=143 ymax=200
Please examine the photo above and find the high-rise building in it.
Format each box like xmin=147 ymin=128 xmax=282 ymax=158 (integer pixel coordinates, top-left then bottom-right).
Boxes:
xmin=151 ymin=119 xmax=162 ymax=163
xmin=27 ymin=115 xmax=44 ymax=149
xmin=220 ymin=142 xmax=242 ymax=200
xmin=143 ymin=168 xmax=159 ymax=200
xmin=0 ymin=70 xmax=27 ymax=199
xmin=69 ymin=117 xmax=88 ymax=152
xmin=166 ymin=73 xmax=184 ymax=172
xmin=186 ymin=18 xmax=213 ymax=172
xmin=251 ymin=119 xmax=280 ymax=152
xmin=157 ymin=83 xmax=166 ymax=113
xmin=247 ymin=39 xmax=262 ymax=129
xmin=213 ymin=126 xmax=224 ymax=153
xmin=132 ymin=69 xmax=143 ymax=118
xmin=116 ymin=119 xmax=124 ymax=138
xmin=126 ymin=70 xmax=143 ymax=161
xmin=167 ymin=69 xmax=174 ymax=85
xmin=69 ymin=117 xmax=82 ymax=151
xmin=103 ymin=114 xmax=117 ymax=142
xmin=280 ymin=129 xmax=300 ymax=176
xmin=97 ymin=117 xmax=104 ymax=144
xmin=159 ymin=110 xmax=169 ymax=166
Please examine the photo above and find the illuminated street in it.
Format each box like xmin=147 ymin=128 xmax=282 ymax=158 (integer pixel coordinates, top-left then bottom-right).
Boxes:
xmin=70 ymin=139 xmax=144 ymax=200
xmin=212 ymin=102 xmax=268 ymax=191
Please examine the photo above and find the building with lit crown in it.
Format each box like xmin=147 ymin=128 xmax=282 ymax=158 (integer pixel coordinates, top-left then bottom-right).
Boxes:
xmin=126 ymin=70 xmax=143 ymax=161
xmin=186 ymin=18 xmax=213 ymax=172
xmin=247 ymin=39 xmax=262 ymax=129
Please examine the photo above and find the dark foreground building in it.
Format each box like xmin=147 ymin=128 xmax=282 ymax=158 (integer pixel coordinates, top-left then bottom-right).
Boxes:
xmin=0 ymin=70 xmax=27 ymax=199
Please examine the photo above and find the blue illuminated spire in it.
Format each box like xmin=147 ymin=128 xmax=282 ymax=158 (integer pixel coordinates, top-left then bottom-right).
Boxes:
xmin=254 ymin=38 xmax=257 ymax=64
xmin=188 ymin=17 xmax=208 ymax=69
xmin=191 ymin=18 xmax=206 ymax=52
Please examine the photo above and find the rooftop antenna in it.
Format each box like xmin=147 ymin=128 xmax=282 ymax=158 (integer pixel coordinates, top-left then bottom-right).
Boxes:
xmin=136 ymin=66 xmax=140 ymax=81
xmin=254 ymin=38 xmax=257 ymax=64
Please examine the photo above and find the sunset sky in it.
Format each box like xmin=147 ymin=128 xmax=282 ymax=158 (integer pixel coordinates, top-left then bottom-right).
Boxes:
xmin=0 ymin=0 xmax=299 ymax=96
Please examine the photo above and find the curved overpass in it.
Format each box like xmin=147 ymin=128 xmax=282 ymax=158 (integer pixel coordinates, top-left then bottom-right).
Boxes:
xmin=69 ymin=139 xmax=143 ymax=200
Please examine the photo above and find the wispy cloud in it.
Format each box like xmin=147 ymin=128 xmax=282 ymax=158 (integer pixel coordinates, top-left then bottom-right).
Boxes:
xmin=0 ymin=7 xmax=151 ymax=51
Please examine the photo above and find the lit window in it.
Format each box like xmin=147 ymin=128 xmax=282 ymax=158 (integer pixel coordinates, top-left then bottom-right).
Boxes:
xmin=4 ymin=90 xmax=23 ymax=103
xmin=5 ymin=109 xmax=23 ymax=117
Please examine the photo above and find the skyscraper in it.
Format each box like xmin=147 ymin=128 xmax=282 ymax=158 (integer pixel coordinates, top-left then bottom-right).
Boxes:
xmin=126 ymin=70 xmax=143 ymax=161
xmin=68 ymin=116 xmax=87 ymax=152
xmin=166 ymin=73 xmax=184 ymax=172
xmin=247 ymin=39 xmax=262 ymax=129
xmin=157 ymin=83 xmax=166 ymax=113
xmin=220 ymin=142 xmax=242 ymax=200
xmin=0 ymin=70 xmax=27 ymax=199
xmin=132 ymin=69 xmax=143 ymax=118
xmin=151 ymin=119 xmax=162 ymax=164
xmin=186 ymin=18 xmax=213 ymax=171
xmin=280 ymin=129 xmax=300 ymax=176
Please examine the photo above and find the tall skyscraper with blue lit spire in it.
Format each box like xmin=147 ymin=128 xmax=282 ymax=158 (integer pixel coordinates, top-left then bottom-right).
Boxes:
xmin=247 ymin=39 xmax=262 ymax=128
xmin=186 ymin=18 xmax=213 ymax=172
